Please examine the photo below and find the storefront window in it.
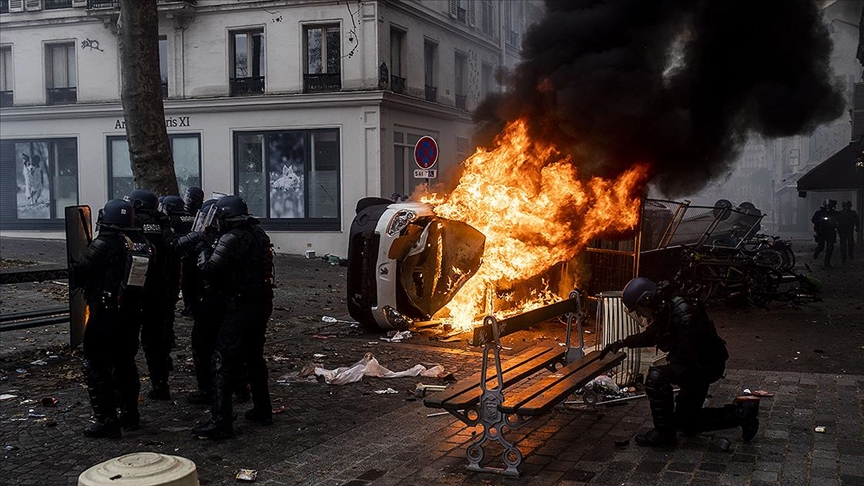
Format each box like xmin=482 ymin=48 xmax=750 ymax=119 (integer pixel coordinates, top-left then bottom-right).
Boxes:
xmin=0 ymin=138 xmax=78 ymax=229
xmin=108 ymin=135 xmax=201 ymax=199
xmin=234 ymin=128 xmax=340 ymax=229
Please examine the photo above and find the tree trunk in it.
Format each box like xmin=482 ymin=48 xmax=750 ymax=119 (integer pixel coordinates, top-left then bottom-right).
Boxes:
xmin=118 ymin=0 xmax=178 ymax=197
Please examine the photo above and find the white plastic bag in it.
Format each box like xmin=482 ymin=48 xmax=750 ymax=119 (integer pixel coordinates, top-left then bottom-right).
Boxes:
xmin=314 ymin=353 xmax=444 ymax=385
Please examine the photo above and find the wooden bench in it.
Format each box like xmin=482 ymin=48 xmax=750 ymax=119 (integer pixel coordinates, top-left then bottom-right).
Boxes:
xmin=424 ymin=290 xmax=626 ymax=476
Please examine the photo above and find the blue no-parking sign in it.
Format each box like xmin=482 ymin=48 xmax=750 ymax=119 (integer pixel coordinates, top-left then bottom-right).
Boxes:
xmin=413 ymin=136 xmax=439 ymax=170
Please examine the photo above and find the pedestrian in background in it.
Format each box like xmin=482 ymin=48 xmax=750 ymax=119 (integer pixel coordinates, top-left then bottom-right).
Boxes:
xmin=812 ymin=199 xmax=839 ymax=268
xmin=837 ymin=200 xmax=859 ymax=264
xmin=73 ymin=199 xmax=150 ymax=438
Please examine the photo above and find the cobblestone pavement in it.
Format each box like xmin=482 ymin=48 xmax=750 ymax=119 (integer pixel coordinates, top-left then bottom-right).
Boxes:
xmin=1 ymin=237 xmax=864 ymax=485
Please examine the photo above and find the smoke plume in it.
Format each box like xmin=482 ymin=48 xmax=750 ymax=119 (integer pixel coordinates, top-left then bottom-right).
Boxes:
xmin=474 ymin=0 xmax=846 ymax=196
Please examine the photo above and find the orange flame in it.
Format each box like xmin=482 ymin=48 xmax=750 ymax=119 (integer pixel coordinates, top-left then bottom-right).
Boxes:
xmin=422 ymin=119 xmax=648 ymax=331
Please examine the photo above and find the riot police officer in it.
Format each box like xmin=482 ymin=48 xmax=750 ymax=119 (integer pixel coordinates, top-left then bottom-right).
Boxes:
xmin=161 ymin=195 xmax=194 ymax=346
xmin=813 ymin=200 xmax=839 ymax=267
xmin=838 ymin=201 xmax=859 ymax=263
xmin=181 ymin=187 xmax=205 ymax=315
xmin=192 ymin=195 xmax=274 ymax=439
xmin=127 ymin=189 xmax=176 ymax=400
xmin=600 ymin=278 xmax=758 ymax=447
xmin=73 ymin=199 xmax=149 ymax=438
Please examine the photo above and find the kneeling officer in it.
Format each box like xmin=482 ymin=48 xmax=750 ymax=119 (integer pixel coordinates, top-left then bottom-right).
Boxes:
xmin=73 ymin=199 xmax=151 ymax=438
xmin=600 ymin=277 xmax=758 ymax=447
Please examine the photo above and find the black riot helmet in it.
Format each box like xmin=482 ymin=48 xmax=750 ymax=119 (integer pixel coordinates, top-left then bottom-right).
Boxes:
xmin=215 ymin=195 xmax=249 ymax=223
xmin=184 ymin=186 xmax=205 ymax=213
xmin=126 ymin=189 xmax=158 ymax=212
xmin=161 ymin=195 xmax=185 ymax=215
xmin=622 ymin=277 xmax=660 ymax=323
xmin=842 ymin=200 xmax=853 ymax=209
xmin=98 ymin=199 xmax=136 ymax=230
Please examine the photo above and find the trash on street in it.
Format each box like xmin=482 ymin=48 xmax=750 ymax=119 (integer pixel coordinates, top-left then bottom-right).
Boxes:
xmin=373 ymin=388 xmax=399 ymax=394
xmin=381 ymin=330 xmax=412 ymax=342
xmin=235 ymin=469 xmax=258 ymax=482
xmin=312 ymin=353 xmax=444 ymax=385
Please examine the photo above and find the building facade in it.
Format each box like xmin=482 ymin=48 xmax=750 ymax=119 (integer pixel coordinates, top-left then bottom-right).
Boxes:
xmin=0 ymin=0 xmax=543 ymax=255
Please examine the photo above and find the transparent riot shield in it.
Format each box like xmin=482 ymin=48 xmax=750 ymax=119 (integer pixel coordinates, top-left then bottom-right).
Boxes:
xmin=65 ymin=205 xmax=92 ymax=348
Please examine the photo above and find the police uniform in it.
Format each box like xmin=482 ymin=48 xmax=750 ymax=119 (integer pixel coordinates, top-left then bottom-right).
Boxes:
xmin=193 ymin=196 xmax=274 ymax=439
xmin=182 ymin=187 xmax=205 ymax=314
xmin=73 ymin=200 xmax=149 ymax=438
xmin=162 ymin=196 xmax=195 ymax=346
xmin=604 ymin=278 xmax=757 ymax=447
xmin=128 ymin=190 xmax=177 ymax=400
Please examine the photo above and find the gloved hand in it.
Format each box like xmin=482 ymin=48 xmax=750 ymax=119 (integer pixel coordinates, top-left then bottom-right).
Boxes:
xmin=599 ymin=340 xmax=624 ymax=360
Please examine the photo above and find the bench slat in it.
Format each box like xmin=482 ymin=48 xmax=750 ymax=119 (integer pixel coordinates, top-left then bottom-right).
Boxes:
xmin=470 ymin=298 xmax=578 ymax=346
xmin=498 ymin=350 xmax=626 ymax=415
xmin=424 ymin=342 xmax=565 ymax=410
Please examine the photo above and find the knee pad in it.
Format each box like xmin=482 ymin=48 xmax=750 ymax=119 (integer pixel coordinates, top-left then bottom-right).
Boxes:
xmin=645 ymin=367 xmax=672 ymax=396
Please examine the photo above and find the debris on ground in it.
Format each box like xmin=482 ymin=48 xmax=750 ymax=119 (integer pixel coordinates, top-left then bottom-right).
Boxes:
xmin=815 ymin=426 xmax=826 ymax=433
xmin=414 ymin=383 xmax=448 ymax=398
xmin=373 ymin=388 xmax=399 ymax=394
xmin=235 ymin=469 xmax=258 ymax=482
xmin=0 ymin=394 xmax=17 ymax=401
xmin=321 ymin=316 xmax=359 ymax=327
xmin=743 ymin=389 xmax=775 ymax=397
xmin=311 ymin=353 xmax=444 ymax=385
xmin=381 ymin=330 xmax=412 ymax=343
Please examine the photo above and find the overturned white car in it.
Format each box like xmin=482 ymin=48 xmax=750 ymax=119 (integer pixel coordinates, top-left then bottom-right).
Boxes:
xmin=347 ymin=198 xmax=486 ymax=330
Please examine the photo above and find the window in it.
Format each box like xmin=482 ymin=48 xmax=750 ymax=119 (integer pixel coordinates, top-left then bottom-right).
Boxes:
xmin=107 ymin=134 xmax=201 ymax=199
xmin=159 ymin=36 xmax=168 ymax=98
xmin=424 ymin=40 xmax=437 ymax=101
xmin=456 ymin=0 xmax=467 ymax=23
xmin=455 ymin=52 xmax=467 ymax=110
xmin=234 ymin=129 xmax=340 ymax=229
xmin=390 ymin=27 xmax=406 ymax=94
xmin=0 ymin=46 xmax=12 ymax=107
xmin=304 ymin=24 xmax=341 ymax=93
xmin=0 ymin=138 xmax=78 ymax=229
xmin=482 ymin=63 xmax=494 ymax=99
xmin=481 ymin=0 xmax=494 ymax=36
xmin=44 ymin=0 xmax=73 ymax=9
xmin=230 ymin=29 xmax=265 ymax=96
xmin=46 ymin=43 xmax=76 ymax=104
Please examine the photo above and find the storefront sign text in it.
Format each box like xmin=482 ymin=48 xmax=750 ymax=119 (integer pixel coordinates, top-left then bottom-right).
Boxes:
xmin=114 ymin=116 xmax=191 ymax=130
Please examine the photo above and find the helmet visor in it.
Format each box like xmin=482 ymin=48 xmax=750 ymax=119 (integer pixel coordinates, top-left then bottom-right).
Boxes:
xmin=623 ymin=305 xmax=652 ymax=328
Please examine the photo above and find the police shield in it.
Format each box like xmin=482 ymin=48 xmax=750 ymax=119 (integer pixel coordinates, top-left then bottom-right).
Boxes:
xmin=65 ymin=205 xmax=92 ymax=348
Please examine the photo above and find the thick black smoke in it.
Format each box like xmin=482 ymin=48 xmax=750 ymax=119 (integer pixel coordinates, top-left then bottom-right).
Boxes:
xmin=474 ymin=0 xmax=846 ymax=196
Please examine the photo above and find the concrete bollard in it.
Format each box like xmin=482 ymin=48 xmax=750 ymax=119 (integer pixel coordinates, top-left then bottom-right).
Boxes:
xmin=78 ymin=452 xmax=198 ymax=486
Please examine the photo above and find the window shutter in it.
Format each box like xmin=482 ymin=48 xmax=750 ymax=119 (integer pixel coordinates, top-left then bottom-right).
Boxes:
xmin=25 ymin=0 xmax=41 ymax=11
xmin=504 ymin=3 xmax=511 ymax=32
xmin=468 ymin=1 xmax=476 ymax=27
xmin=852 ymin=82 xmax=864 ymax=141
xmin=9 ymin=0 xmax=24 ymax=12
xmin=449 ymin=0 xmax=457 ymax=18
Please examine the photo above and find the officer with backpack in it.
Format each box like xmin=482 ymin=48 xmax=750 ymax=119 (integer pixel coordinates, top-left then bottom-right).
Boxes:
xmin=73 ymin=199 xmax=151 ymax=438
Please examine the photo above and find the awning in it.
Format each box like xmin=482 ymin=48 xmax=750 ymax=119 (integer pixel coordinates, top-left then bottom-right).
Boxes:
xmin=797 ymin=137 xmax=864 ymax=191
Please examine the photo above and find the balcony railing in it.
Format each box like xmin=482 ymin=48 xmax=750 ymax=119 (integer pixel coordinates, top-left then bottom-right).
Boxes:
xmin=390 ymin=75 xmax=405 ymax=94
xmin=455 ymin=94 xmax=467 ymax=110
xmin=0 ymin=91 xmax=12 ymax=107
xmin=161 ymin=81 xmax=168 ymax=99
xmin=230 ymin=76 xmax=265 ymax=96
xmin=425 ymin=85 xmax=437 ymax=102
xmin=87 ymin=0 xmax=194 ymax=9
xmin=303 ymin=73 xmax=341 ymax=93
xmin=45 ymin=0 xmax=73 ymax=9
xmin=86 ymin=0 xmax=117 ymax=8
xmin=47 ymin=87 xmax=77 ymax=105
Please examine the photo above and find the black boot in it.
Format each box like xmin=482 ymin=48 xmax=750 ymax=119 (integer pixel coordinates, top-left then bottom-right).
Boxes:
xmin=118 ymin=408 xmax=141 ymax=431
xmin=84 ymin=417 xmax=121 ymax=438
xmin=244 ymin=408 xmax=273 ymax=426
xmin=186 ymin=390 xmax=211 ymax=405
xmin=148 ymin=382 xmax=171 ymax=401
xmin=635 ymin=429 xmax=676 ymax=447
xmin=735 ymin=396 xmax=760 ymax=442
xmin=192 ymin=419 xmax=234 ymax=440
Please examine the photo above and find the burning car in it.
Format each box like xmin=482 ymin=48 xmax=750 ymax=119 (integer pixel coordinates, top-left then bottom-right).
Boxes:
xmin=347 ymin=198 xmax=486 ymax=330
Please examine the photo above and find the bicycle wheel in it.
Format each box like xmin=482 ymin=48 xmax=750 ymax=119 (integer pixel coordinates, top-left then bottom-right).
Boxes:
xmin=779 ymin=245 xmax=796 ymax=271
xmin=753 ymin=249 xmax=783 ymax=270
